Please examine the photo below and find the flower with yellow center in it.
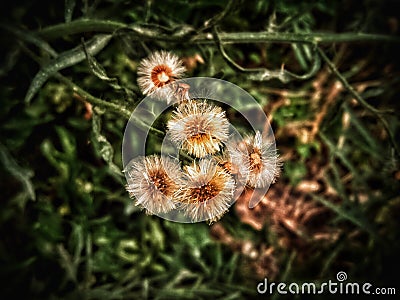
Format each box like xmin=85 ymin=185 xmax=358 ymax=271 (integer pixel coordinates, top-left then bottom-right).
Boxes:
xmin=125 ymin=155 xmax=182 ymax=214
xmin=167 ymin=100 xmax=230 ymax=158
xmin=230 ymin=131 xmax=281 ymax=188
xmin=175 ymin=158 xmax=236 ymax=223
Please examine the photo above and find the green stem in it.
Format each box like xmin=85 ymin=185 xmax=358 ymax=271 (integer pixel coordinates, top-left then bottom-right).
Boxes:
xmin=37 ymin=19 xmax=400 ymax=44
xmin=200 ymin=31 xmax=400 ymax=44
xmin=199 ymin=0 xmax=235 ymax=32
xmin=56 ymin=74 xmax=131 ymax=119
xmin=56 ymin=75 xmax=165 ymax=137
xmin=38 ymin=19 xmax=126 ymax=39
xmin=317 ymin=48 xmax=392 ymax=115
xmin=212 ymin=26 xmax=320 ymax=82
xmin=18 ymin=32 xmax=165 ymax=138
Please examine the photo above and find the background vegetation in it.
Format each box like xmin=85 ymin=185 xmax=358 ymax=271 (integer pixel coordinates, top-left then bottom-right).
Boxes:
xmin=1 ymin=0 xmax=399 ymax=299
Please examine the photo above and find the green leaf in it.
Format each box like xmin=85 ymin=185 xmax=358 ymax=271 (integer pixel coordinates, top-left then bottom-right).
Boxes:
xmin=283 ymin=160 xmax=307 ymax=186
xmin=145 ymin=219 xmax=165 ymax=251
xmin=81 ymin=38 xmax=137 ymax=101
xmin=25 ymin=34 xmax=112 ymax=104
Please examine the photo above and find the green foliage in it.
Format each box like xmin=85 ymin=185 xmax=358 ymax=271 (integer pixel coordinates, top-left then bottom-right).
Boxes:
xmin=1 ymin=0 xmax=400 ymax=299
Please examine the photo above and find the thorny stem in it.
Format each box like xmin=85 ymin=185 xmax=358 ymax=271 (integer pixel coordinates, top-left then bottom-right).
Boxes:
xmin=37 ymin=19 xmax=400 ymax=44
xmin=317 ymin=48 xmax=400 ymax=158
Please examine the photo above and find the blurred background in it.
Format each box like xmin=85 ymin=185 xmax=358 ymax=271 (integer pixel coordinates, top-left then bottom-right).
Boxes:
xmin=1 ymin=0 xmax=399 ymax=299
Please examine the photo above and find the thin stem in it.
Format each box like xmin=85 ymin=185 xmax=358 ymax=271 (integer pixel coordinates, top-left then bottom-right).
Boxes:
xmin=18 ymin=32 xmax=165 ymax=138
xmin=38 ymin=19 xmax=126 ymax=39
xmin=212 ymin=27 xmax=320 ymax=82
xmin=195 ymin=31 xmax=400 ymax=44
xmin=56 ymin=75 xmax=165 ymax=137
xmin=318 ymin=48 xmax=400 ymax=158
xmin=199 ymin=0 xmax=235 ymax=32
xmin=212 ymin=27 xmax=265 ymax=73
xmin=317 ymin=48 xmax=392 ymax=115
xmin=36 ymin=19 xmax=400 ymax=44
xmin=56 ymin=74 xmax=131 ymax=119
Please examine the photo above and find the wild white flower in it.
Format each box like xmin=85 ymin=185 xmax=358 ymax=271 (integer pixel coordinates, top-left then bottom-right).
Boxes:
xmin=137 ymin=51 xmax=186 ymax=103
xmin=167 ymin=100 xmax=230 ymax=158
xmin=125 ymin=155 xmax=182 ymax=214
xmin=230 ymin=131 xmax=281 ymax=188
xmin=175 ymin=158 xmax=236 ymax=223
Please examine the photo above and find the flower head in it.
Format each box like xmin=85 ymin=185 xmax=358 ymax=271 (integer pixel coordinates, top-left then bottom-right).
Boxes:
xmin=167 ymin=100 xmax=230 ymax=158
xmin=125 ymin=155 xmax=182 ymax=214
xmin=137 ymin=51 xmax=186 ymax=103
xmin=175 ymin=158 xmax=236 ymax=223
xmin=230 ymin=131 xmax=281 ymax=188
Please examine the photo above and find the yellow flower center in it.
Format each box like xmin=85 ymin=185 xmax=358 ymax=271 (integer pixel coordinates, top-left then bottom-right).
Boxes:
xmin=149 ymin=170 xmax=173 ymax=196
xmin=249 ymin=150 xmax=262 ymax=173
xmin=190 ymin=183 xmax=219 ymax=202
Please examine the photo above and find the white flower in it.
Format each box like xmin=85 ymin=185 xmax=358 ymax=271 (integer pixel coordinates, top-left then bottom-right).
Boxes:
xmin=175 ymin=158 xmax=236 ymax=223
xmin=230 ymin=131 xmax=281 ymax=188
xmin=137 ymin=51 xmax=186 ymax=103
xmin=125 ymin=155 xmax=182 ymax=214
xmin=167 ymin=100 xmax=230 ymax=158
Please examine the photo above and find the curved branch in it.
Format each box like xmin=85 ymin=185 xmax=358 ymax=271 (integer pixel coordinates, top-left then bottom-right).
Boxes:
xmin=212 ymin=27 xmax=321 ymax=83
xmin=36 ymin=19 xmax=400 ymax=44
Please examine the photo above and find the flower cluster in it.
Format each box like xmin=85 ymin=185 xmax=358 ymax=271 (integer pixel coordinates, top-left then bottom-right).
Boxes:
xmin=125 ymin=50 xmax=281 ymax=223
